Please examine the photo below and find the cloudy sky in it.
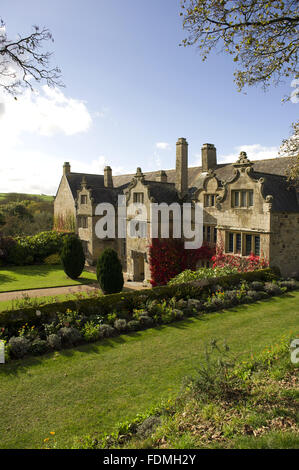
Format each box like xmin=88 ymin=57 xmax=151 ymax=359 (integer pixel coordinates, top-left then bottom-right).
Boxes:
xmin=0 ymin=0 xmax=298 ymax=195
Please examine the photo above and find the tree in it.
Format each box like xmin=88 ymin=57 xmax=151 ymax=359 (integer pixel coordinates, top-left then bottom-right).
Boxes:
xmin=180 ymin=0 xmax=299 ymax=94
xmin=60 ymin=235 xmax=85 ymax=280
xmin=96 ymin=248 xmax=124 ymax=294
xmin=279 ymin=120 xmax=299 ymax=182
xmin=0 ymin=17 xmax=62 ymax=95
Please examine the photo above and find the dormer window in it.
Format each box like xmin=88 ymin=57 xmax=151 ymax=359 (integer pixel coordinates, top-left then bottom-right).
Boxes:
xmin=232 ymin=190 xmax=253 ymax=208
xmin=204 ymin=194 xmax=216 ymax=207
xmin=81 ymin=195 xmax=87 ymax=204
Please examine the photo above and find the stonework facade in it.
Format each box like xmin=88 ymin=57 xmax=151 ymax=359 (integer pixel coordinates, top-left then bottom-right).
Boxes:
xmin=54 ymin=138 xmax=299 ymax=279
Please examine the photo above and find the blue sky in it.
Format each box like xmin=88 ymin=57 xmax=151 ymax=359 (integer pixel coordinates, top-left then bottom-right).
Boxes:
xmin=0 ymin=0 xmax=298 ymax=194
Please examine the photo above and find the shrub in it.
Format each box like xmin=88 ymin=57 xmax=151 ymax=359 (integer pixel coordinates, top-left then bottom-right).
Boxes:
xmin=44 ymin=253 xmax=61 ymax=265
xmin=96 ymin=248 xmax=124 ymax=294
xmin=127 ymin=320 xmax=140 ymax=331
xmin=99 ymin=324 xmax=115 ymax=338
xmin=16 ymin=231 xmax=68 ymax=264
xmin=279 ymin=279 xmax=298 ymax=290
xmin=60 ymin=235 xmax=85 ymax=279
xmin=58 ymin=327 xmax=82 ymax=345
xmin=82 ymin=321 xmax=102 ymax=342
xmin=183 ymin=340 xmax=246 ymax=401
xmin=264 ymin=282 xmax=283 ymax=296
xmin=136 ymin=416 xmax=162 ymax=439
xmin=171 ymin=309 xmax=184 ymax=320
xmin=114 ymin=318 xmax=127 ymax=331
xmin=8 ymin=336 xmax=30 ymax=358
xmin=251 ymin=281 xmax=265 ymax=291
xmin=47 ymin=334 xmax=62 ymax=350
xmin=139 ymin=315 xmax=154 ymax=327
xmin=29 ymin=338 xmax=49 ymax=356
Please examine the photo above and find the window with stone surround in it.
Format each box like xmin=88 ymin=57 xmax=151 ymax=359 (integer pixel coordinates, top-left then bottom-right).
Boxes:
xmin=79 ymin=216 xmax=88 ymax=229
xmin=80 ymin=195 xmax=87 ymax=204
xmin=204 ymin=194 xmax=216 ymax=207
xmin=203 ymin=224 xmax=217 ymax=244
xmin=232 ymin=190 xmax=254 ymax=208
xmin=226 ymin=231 xmax=261 ymax=256
xmin=133 ymin=192 xmax=144 ymax=204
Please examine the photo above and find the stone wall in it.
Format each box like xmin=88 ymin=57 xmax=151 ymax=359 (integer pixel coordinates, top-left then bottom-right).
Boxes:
xmin=269 ymin=212 xmax=299 ymax=277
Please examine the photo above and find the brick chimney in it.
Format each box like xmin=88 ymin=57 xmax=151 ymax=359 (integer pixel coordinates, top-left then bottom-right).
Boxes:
xmin=156 ymin=170 xmax=168 ymax=183
xmin=175 ymin=137 xmax=188 ymax=196
xmin=104 ymin=165 xmax=113 ymax=188
xmin=63 ymin=162 xmax=71 ymax=175
xmin=201 ymin=144 xmax=217 ymax=172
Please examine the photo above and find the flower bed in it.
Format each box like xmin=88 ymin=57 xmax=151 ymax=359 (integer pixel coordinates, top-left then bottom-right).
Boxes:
xmin=0 ymin=268 xmax=297 ymax=362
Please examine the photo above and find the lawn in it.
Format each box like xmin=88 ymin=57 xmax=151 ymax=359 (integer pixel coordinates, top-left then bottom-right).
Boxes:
xmin=0 ymin=265 xmax=97 ymax=293
xmin=0 ymin=292 xmax=298 ymax=449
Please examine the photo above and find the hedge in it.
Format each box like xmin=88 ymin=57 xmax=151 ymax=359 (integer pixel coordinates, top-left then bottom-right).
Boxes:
xmin=0 ymin=268 xmax=278 ymax=331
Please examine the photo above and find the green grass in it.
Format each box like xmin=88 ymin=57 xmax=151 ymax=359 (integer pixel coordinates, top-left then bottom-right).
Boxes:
xmin=0 ymin=292 xmax=298 ymax=449
xmin=0 ymin=265 xmax=97 ymax=293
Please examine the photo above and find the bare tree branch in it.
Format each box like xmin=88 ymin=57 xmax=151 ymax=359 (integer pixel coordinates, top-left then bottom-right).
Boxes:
xmin=0 ymin=19 xmax=63 ymax=95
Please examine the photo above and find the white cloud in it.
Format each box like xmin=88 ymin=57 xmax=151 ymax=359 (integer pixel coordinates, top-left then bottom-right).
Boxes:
xmin=192 ymin=144 xmax=279 ymax=166
xmin=219 ymin=144 xmax=279 ymax=163
xmin=156 ymin=142 xmax=171 ymax=150
xmin=0 ymin=86 xmax=94 ymax=194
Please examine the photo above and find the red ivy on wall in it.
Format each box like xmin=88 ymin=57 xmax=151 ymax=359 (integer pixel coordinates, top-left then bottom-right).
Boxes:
xmin=148 ymin=238 xmax=215 ymax=286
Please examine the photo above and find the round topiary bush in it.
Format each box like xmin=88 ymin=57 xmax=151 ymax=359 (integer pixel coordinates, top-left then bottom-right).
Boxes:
xmin=96 ymin=248 xmax=124 ymax=294
xmin=60 ymin=235 xmax=85 ymax=279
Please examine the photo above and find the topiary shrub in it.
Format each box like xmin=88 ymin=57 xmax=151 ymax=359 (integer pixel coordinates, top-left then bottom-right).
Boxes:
xmin=99 ymin=324 xmax=115 ymax=338
xmin=8 ymin=336 xmax=30 ymax=358
xmin=47 ymin=333 xmax=62 ymax=350
xmin=127 ymin=320 xmax=140 ymax=331
xmin=60 ymin=235 xmax=85 ymax=279
xmin=96 ymin=248 xmax=124 ymax=294
xmin=58 ymin=326 xmax=82 ymax=346
xmin=29 ymin=338 xmax=49 ymax=356
xmin=114 ymin=318 xmax=127 ymax=331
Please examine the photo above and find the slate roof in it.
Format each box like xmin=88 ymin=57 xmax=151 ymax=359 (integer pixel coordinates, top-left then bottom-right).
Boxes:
xmin=64 ymin=156 xmax=298 ymax=213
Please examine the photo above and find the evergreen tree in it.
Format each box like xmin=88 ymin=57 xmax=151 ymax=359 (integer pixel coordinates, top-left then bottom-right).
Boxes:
xmin=60 ymin=235 xmax=85 ymax=279
xmin=96 ymin=248 xmax=124 ymax=294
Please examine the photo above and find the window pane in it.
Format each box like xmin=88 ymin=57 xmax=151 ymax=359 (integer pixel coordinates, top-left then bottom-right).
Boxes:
xmin=236 ymin=233 xmax=242 ymax=253
xmin=228 ymin=233 xmax=234 ymax=252
xmin=245 ymin=235 xmax=252 ymax=255
xmin=234 ymin=191 xmax=239 ymax=207
xmin=211 ymin=195 xmax=215 ymax=206
xmin=213 ymin=228 xmax=217 ymax=243
xmin=255 ymin=236 xmax=260 ymax=256
xmin=241 ymin=191 xmax=246 ymax=207
xmin=249 ymin=190 xmax=254 ymax=206
xmin=207 ymin=226 xmax=211 ymax=242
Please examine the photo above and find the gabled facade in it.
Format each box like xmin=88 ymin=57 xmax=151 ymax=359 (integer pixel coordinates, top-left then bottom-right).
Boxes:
xmin=54 ymin=138 xmax=299 ymax=279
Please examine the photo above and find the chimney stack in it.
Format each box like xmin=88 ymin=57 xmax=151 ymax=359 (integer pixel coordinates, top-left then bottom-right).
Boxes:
xmin=201 ymin=144 xmax=217 ymax=172
xmin=63 ymin=162 xmax=71 ymax=175
xmin=175 ymin=137 xmax=188 ymax=196
xmin=104 ymin=166 xmax=113 ymax=188
xmin=156 ymin=170 xmax=168 ymax=183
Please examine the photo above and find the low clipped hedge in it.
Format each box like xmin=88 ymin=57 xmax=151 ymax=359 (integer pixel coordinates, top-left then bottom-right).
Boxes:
xmin=0 ymin=268 xmax=277 ymax=331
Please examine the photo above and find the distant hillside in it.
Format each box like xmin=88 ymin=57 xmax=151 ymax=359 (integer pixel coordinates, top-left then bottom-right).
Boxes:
xmin=0 ymin=193 xmax=54 ymax=203
xmin=0 ymin=193 xmax=54 ymax=237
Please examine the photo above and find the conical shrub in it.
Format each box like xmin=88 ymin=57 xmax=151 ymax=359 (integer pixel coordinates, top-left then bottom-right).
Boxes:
xmin=60 ymin=235 xmax=85 ymax=279
xmin=96 ymin=248 xmax=124 ymax=294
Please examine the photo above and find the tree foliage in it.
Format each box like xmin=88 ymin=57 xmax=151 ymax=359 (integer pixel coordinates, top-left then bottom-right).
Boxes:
xmin=180 ymin=0 xmax=299 ymax=93
xmin=96 ymin=248 xmax=124 ymax=294
xmin=60 ymin=235 xmax=85 ymax=280
xmin=279 ymin=120 xmax=299 ymax=182
xmin=0 ymin=18 xmax=62 ymax=95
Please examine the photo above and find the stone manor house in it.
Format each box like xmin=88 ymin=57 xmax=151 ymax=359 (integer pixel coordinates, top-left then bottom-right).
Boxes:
xmin=54 ymin=138 xmax=299 ymax=281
